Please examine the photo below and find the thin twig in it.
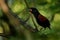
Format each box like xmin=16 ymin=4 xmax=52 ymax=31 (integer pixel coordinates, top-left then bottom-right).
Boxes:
xmin=24 ymin=0 xmax=30 ymax=9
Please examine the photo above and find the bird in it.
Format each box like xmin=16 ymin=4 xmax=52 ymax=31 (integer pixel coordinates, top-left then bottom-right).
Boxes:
xmin=29 ymin=7 xmax=51 ymax=30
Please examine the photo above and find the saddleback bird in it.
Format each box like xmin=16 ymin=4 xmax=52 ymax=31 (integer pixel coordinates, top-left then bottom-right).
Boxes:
xmin=29 ymin=7 xmax=51 ymax=30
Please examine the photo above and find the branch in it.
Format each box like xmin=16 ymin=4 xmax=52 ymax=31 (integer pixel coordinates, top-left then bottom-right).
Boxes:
xmin=24 ymin=0 xmax=30 ymax=8
xmin=0 ymin=33 xmax=10 ymax=38
xmin=50 ymin=13 xmax=56 ymax=22
xmin=30 ymin=14 xmax=38 ymax=31
xmin=0 ymin=0 xmax=38 ymax=32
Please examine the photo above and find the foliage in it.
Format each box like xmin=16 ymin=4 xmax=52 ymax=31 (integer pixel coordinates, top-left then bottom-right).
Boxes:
xmin=0 ymin=0 xmax=60 ymax=40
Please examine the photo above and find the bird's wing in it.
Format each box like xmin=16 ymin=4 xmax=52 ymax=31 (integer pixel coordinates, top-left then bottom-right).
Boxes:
xmin=38 ymin=15 xmax=46 ymax=22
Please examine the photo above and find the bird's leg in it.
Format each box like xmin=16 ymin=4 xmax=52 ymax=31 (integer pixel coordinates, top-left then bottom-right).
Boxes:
xmin=39 ymin=27 xmax=43 ymax=32
xmin=39 ymin=28 xmax=47 ymax=32
xmin=42 ymin=28 xmax=46 ymax=32
xmin=43 ymin=28 xmax=46 ymax=30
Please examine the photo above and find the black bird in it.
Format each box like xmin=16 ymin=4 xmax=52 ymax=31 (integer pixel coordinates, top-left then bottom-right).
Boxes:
xmin=29 ymin=7 xmax=50 ymax=30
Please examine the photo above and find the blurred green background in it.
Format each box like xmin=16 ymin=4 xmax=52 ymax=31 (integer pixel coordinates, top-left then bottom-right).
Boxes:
xmin=0 ymin=0 xmax=60 ymax=40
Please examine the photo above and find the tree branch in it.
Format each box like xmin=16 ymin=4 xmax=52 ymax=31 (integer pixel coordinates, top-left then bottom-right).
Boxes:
xmin=24 ymin=0 xmax=30 ymax=9
xmin=0 ymin=0 xmax=38 ymax=33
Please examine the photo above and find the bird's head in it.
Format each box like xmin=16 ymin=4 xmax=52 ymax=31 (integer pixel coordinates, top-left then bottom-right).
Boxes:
xmin=29 ymin=8 xmax=38 ymax=14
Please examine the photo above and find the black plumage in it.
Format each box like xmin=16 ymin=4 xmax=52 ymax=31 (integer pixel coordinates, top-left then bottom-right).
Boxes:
xmin=29 ymin=8 xmax=50 ymax=29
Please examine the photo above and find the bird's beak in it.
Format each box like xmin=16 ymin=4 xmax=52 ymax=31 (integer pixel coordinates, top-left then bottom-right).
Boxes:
xmin=29 ymin=9 xmax=32 ymax=12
